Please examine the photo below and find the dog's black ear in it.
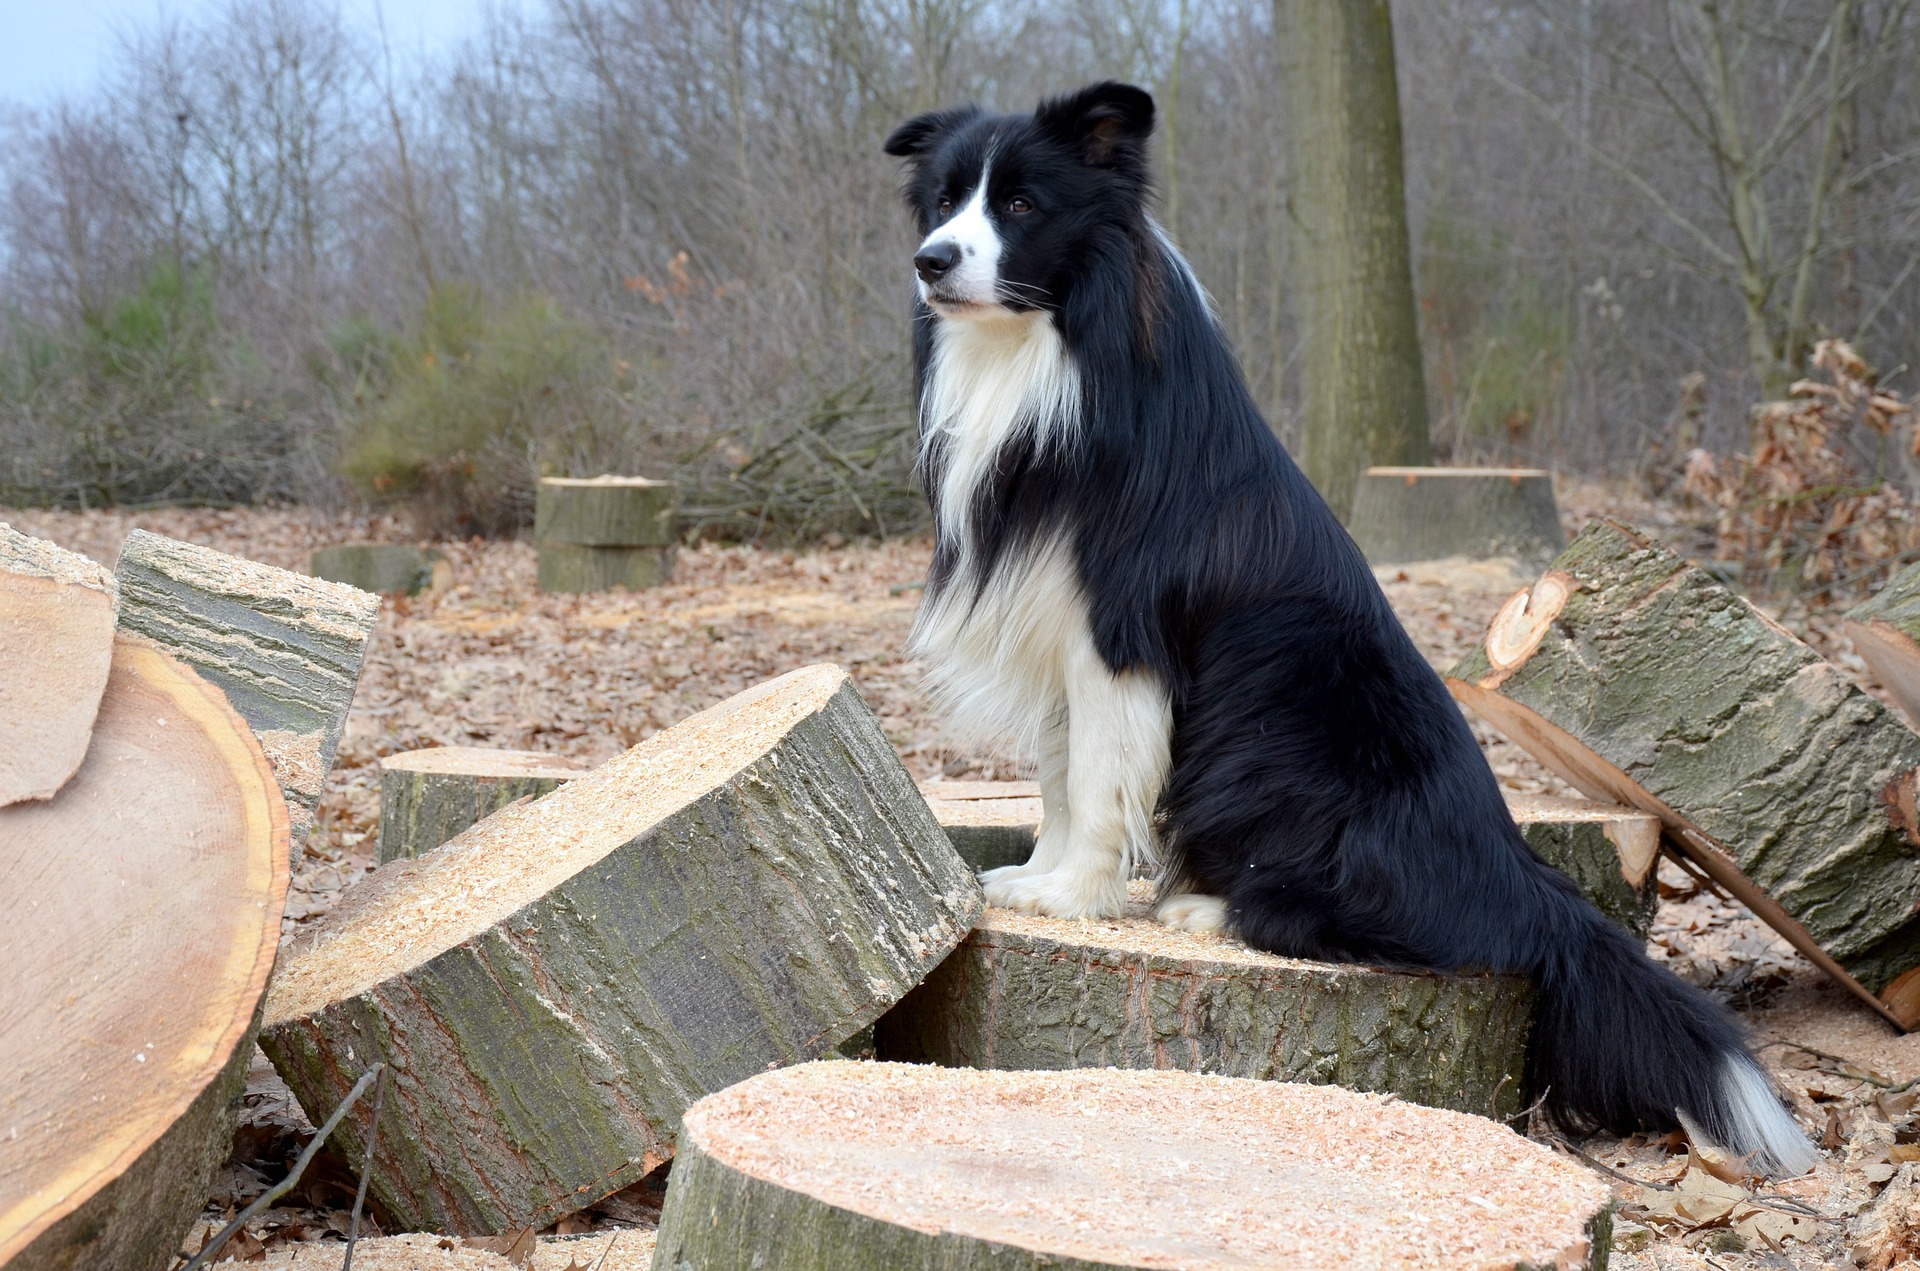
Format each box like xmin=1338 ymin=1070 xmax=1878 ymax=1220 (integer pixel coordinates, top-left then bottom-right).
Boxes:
xmin=883 ymin=105 xmax=980 ymax=158
xmin=1035 ymin=81 xmax=1155 ymax=166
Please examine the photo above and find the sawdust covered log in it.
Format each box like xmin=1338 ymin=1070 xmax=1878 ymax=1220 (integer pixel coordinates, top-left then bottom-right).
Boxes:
xmin=0 ymin=524 xmax=116 ymax=806
xmin=1346 ymin=466 xmax=1565 ymax=569
xmin=874 ymin=880 xmax=1532 ymax=1118
xmin=1448 ymin=519 xmax=1920 ymax=1027
xmin=0 ymin=638 xmax=289 ymax=1271
xmin=376 ymin=746 xmax=590 ymax=864
xmin=258 ymin=665 xmax=982 ymax=1235
xmin=1847 ymin=561 xmax=1920 ymax=729
xmin=310 ymin=544 xmax=448 ymax=597
xmin=920 ymin=779 xmax=1042 ymax=871
xmin=116 ymin=529 xmax=379 ymax=860
xmin=653 ymin=1062 xmax=1613 ymax=1270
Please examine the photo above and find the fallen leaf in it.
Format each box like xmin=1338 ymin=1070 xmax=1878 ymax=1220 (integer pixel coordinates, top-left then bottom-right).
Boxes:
xmin=465 ymin=1228 xmax=537 ymax=1267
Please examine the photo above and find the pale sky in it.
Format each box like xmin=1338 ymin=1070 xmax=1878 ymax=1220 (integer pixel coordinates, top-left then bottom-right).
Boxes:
xmin=0 ymin=0 xmax=507 ymax=108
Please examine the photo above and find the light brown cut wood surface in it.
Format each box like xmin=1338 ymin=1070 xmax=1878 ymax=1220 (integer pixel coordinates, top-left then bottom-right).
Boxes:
xmin=0 ymin=637 xmax=289 ymax=1269
xmin=0 ymin=524 xmax=117 ymax=806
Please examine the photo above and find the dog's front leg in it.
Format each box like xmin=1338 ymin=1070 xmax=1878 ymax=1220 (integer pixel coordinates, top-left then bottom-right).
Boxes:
xmin=981 ymin=641 xmax=1168 ymax=918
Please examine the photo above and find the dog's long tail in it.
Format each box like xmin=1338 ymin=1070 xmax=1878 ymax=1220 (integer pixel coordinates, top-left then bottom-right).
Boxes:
xmin=1528 ymin=901 xmax=1816 ymax=1176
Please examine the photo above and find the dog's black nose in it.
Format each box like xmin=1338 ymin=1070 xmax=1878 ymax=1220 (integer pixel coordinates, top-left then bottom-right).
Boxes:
xmin=914 ymin=242 xmax=961 ymax=284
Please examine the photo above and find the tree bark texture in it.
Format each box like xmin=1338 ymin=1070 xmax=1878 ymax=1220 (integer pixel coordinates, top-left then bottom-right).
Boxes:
xmin=874 ymin=882 xmax=1532 ymax=1118
xmin=535 ymin=477 xmax=678 ymax=547
xmin=376 ymin=746 xmax=590 ymax=864
xmin=1448 ymin=519 xmax=1920 ymax=1026
xmin=1846 ymin=560 xmax=1920 ymax=729
xmin=115 ymin=529 xmax=379 ymax=860
xmin=0 ymin=523 xmax=116 ymax=806
xmin=0 ymin=638 xmax=289 ymax=1271
xmin=1346 ymin=467 xmax=1564 ymax=569
xmin=258 ymin=666 xmax=983 ymax=1235
xmin=310 ymin=544 xmax=448 ymax=596
xmin=652 ymin=1063 xmax=1613 ymax=1271
xmin=1275 ymin=0 xmax=1431 ymax=518
xmin=535 ymin=543 xmax=675 ymax=594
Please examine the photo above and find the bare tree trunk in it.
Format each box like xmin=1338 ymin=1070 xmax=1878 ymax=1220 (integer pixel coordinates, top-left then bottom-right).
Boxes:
xmin=1276 ymin=0 xmax=1431 ymax=518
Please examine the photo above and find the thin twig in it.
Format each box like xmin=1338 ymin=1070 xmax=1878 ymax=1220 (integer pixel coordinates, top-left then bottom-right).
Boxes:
xmin=589 ymin=1233 xmax=621 ymax=1271
xmin=181 ymin=1064 xmax=385 ymax=1271
xmin=342 ymin=1063 xmax=390 ymax=1271
xmin=1549 ymin=1135 xmax=1676 ymax=1190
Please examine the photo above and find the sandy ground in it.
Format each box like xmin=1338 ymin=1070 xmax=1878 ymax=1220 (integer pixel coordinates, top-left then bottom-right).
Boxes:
xmin=11 ymin=490 xmax=1920 ymax=1269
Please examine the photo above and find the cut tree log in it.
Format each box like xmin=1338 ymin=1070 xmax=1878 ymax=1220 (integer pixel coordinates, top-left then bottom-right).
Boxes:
xmin=1847 ymin=561 xmax=1920 ymax=729
xmin=535 ymin=476 xmax=678 ymax=546
xmin=116 ymin=529 xmax=380 ymax=859
xmin=1347 ymin=466 xmax=1565 ymax=569
xmin=1448 ymin=519 xmax=1920 ymax=1028
xmin=377 ymin=746 xmax=591 ymax=864
xmin=310 ymin=544 xmax=449 ymax=596
xmin=653 ymin=1063 xmax=1613 ymax=1270
xmin=535 ymin=542 xmax=675 ymax=594
xmin=259 ymin=665 xmax=983 ymax=1235
xmin=921 ymin=781 xmax=1658 ymax=936
xmin=0 ymin=636 xmax=289 ymax=1271
xmin=874 ymin=880 xmax=1533 ymax=1117
xmin=0 ymin=524 xmax=116 ymax=806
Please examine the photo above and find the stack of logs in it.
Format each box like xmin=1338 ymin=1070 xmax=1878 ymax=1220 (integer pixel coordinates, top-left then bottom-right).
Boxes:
xmin=536 ymin=476 xmax=679 ymax=594
xmin=19 ymin=513 xmax=1920 ymax=1268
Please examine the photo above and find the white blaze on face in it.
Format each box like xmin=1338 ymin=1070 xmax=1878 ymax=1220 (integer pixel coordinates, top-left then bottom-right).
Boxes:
xmin=917 ymin=161 xmax=1003 ymax=309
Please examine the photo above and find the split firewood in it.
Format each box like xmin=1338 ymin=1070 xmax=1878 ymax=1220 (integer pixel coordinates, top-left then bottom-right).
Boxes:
xmin=874 ymin=880 xmax=1532 ymax=1117
xmin=653 ymin=1063 xmax=1613 ymax=1270
xmin=0 ymin=524 xmax=116 ymax=806
xmin=1347 ymin=465 xmax=1565 ymax=569
xmin=0 ymin=637 xmax=289 ymax=1270
xmin=116 ymin=529 xmax=379 ymax=859
xmin=1448 ymin=519 xmax=1920 ymax=1027
xmin=922 ymin=781 xmax=1658 ymax=936
xmin=1847 ymin=561 xmax=1920 ymax=728
xmin=259 ymin=665 xmax=982 ymax=1234
xmin=377 ymin=746 xmax=592 ymax=864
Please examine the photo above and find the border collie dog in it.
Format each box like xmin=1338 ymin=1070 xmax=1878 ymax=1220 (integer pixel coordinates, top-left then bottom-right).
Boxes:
xmin=885 ymin=81 xmax=1814 ymax=1174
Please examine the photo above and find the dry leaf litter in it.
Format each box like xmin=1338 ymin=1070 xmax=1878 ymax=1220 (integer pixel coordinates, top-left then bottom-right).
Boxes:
xmin=8 ymin=487 xmax=1920 ymax=1268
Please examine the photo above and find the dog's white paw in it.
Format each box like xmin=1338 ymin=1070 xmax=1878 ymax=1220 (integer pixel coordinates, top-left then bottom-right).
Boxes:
xmin=1155 ymin=892 xmax=1228 ymax=934
xmin=981 ymin=867 xmax=1125 ymax=919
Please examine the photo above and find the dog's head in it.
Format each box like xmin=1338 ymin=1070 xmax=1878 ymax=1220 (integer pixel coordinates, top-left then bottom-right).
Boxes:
xmin=883 ymin=82 xmax=1155 ymax=319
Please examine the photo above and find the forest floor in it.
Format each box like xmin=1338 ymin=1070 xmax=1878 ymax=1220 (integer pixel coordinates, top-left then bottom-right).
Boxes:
xmin=11 ymin=482 xmax=1920 ymax=1270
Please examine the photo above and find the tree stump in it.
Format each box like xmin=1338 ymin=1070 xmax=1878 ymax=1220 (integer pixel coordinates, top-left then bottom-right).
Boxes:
xmin=116 ymin=529 xmax=380 ymax=860
xmin=1448 ymin=519 xmax=1920 ymax=1027
xmin=1347 ymin=467 xmax=1565 ymax=568
xmin=1846 ymin=561 xmax=1920 ymax=729
xmin=0 ymin=637 xmax=289 ymax=1271
xmin=311 ymin=544 xmax=449 ymax=596
xmin=653 ymin=1063 xmax=1613 ymax=1270
xmin=921 ymin=781 xmax=1658 ymax=936
xmin=921 ymin=779 xmax=1042 ymax=871
xmin=377 ymin=746 xmax=592 ymax=864
xmin=0 ymin=524 xmax=116 ymax=806
xmin=258 ymin=665 xmax=983 ymax=1235
xmin=874 ymin=880 xmax=1532 ymax=1117
xmin=536 ymin=477 xmax=677 ymax=594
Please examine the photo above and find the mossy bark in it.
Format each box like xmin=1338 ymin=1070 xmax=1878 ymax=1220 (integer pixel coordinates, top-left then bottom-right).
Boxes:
xmin=1449 ymin=519 xmax=1920 ymax=1023
xmin=116 ymin=529 xmax=379 ymax=860
xmin=259 ymin=671 xmax=983 ymax=1235
xmin=874 ymin=910 xmax=1533 ymax=1118
xmin=1846 ymin=560 xmax=1920 ymax=728
xmin=535 ymin=478 xmax=677 ymax=546
xmin=310 ymin=545 xmax=447 ymax=596
xmin=535 ymin=544 xmax=674 ymax=594
xmin=1512 ymin=794 xmax=1659 ymax=938
xmin=1347 ymin=467 xmax=1564 ymax=568
xmin=376 ymin=748 xmax=586 ymax=864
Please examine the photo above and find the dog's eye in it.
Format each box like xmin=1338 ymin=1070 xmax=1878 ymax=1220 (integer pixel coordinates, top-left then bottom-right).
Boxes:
xmin=936 ymin=196 xmax=953 ymax=218
xmin=1007 ymin=196 xmax=1033 ymax=214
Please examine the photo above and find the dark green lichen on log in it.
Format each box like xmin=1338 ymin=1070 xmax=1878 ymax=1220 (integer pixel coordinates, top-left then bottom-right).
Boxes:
xmin=1447 ymin=519 xmax=1920 ymax=1026
xmin=874 ymin=880 xmax=1533 ymax=1119
xmin=258 ymin=665 xmax=983 ymax=1235
xmin=377 ymin=746 xmax=590 ymax=864
xmin=115 ymin=529 xmax=379 ymax=860
xmin=653 ymin=1063 xmax=1613 ymax=1270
